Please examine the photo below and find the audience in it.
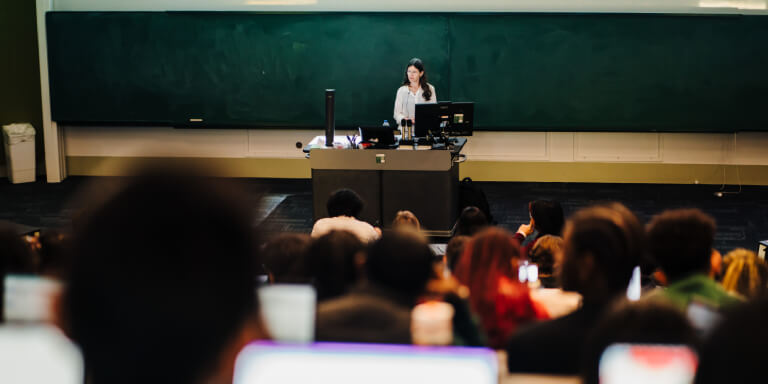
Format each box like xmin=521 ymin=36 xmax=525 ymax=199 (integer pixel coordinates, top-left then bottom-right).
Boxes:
xmin=720 ymin=248 xmax=768 ymax=299
xmin=261 ymin=233 xmax=312 ymax=284
xmin=315 ymin=230 xmax=434 ymax=344
xmin=311 ymin=189 xmax=380 ymax=243
xmin=391 ymin=210 xmax=420 ymax=232
xmin=453 ymin=227 xmax=548 ymax=349
xmin=528 ymin=234 xmax=564 ymax=288
xmin=527 ymin=235 xmax=582 ymax=318
xmin=445 ymin=235 xmax=471 ymax=273
xmin=515 ymin=199 xmax=565 ymax=257
xmin=581 ymin=299 xmax=699 ymax=384
xmin=694 ymin=298 xmax=768 ymax=384
xmin=62 ymin=171 xmax=263 ymax=384
xmin=308 ymin=230 xmax=365 ymax=302
xmin=646 ymin=209 xmax=743 ymax=311
xmin=451 ymin=206 xmax=488 ymax=237
xmin=507 ymin=203 xmax=644 ymax=374
xmin=8 ymin=170 xmax=768 ymax=382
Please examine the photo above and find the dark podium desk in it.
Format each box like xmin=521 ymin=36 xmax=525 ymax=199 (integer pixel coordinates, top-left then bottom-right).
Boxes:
xmin=307 ymin=138 xmax=466 ymax=236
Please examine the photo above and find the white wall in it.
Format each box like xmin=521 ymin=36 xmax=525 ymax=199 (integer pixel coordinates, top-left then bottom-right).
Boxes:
xmin=41 ymin=0 xmax=768 ymax=181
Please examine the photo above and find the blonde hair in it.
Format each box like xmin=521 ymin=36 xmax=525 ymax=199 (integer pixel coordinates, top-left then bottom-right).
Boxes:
xmin=392 ymin=210 xmax=420 ymax=231
xmin=721 ymin=248 xmax=768 ymax=299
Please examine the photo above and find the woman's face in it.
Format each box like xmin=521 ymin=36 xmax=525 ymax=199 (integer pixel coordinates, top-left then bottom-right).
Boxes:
xmin=407 ymin=66 xmax=423 ymax=84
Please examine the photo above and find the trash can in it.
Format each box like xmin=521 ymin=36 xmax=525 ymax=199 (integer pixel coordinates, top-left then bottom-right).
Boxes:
xmin=2 ymin=123 xmax=36 ymax=183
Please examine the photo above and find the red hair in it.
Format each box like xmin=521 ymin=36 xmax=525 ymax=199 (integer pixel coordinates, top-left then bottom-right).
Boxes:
xmin=454 ymin=227 xmax=548 ymax=348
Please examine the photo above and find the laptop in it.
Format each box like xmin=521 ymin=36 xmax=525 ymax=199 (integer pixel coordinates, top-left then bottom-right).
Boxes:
xmin=358 ymin=126 xmax=396 ymax=149
xmin=234 ymin=342 xmax=498 ymax=384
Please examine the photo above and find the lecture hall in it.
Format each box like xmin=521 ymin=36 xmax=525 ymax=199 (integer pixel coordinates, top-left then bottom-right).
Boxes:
xmin=1 ymin=0 xmax=768 ymax=383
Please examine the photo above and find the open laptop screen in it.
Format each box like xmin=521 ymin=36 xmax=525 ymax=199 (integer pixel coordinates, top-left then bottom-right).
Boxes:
xmin=234 ymin=342 xmax=497 ymax=384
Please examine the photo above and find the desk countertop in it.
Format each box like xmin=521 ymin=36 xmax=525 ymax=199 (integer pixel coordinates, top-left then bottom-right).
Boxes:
xmin=306 ymin=137 xmax=466 ymax=171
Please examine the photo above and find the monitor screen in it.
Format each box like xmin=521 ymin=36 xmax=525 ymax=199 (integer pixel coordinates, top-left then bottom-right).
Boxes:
xmin=415 ymin=102 xmax=474 ymax=138
xmin=234 ymin=342 xmax=497 ymax=384
xmin=599 ymin=344 xmax=698 ymax=384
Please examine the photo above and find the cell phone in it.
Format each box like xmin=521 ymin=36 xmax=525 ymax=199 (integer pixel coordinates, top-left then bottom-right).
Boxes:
xmin=599 ymin=344 xmax=698 ymax=384
xmin=686 ymin=300 xmax=723 ymax=336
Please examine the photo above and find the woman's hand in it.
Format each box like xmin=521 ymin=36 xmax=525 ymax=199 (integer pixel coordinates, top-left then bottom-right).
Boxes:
xmin=517 ymin=218 xmax=535 ymax=237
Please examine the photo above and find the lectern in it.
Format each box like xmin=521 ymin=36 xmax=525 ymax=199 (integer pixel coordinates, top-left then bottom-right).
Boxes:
xmin=307 ymin=138 xmax=466 ymax=236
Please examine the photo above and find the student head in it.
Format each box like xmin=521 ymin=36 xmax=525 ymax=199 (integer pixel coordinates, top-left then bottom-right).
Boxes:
xmin=529 ymin=200 xmax=565 ymax=236
xmin=391 ymin=210 xmax=420 ymax=232
xmin=560 ymin=203 xmax=644 ymax=304
xmin=365 ymin=230 xmax=434 ymax=303
xmin=646 ymin=208 xmax=716 ymax=283
xmin=261 ymin=233 xmax=312 ymax=284
xmin=454 ymin=227 xmax=542 ymax=348
xmin=445 ymin=235 xmax=471 ymax=273
xmin=582 ymin=299 xmax=699 ymax=384
xmin=454 ymin=227 xmax=521 ymax=288
xmin=326 ymin=189 xmax=364 ymax=219
xmin=529 ymin=235 xmax=564 ymax=288
xmin=452 ymin=206 xmax=488 ymax=237
xmin=401 ymin=57 xmax=432 ymax=101
xmin=721 ymin=248 xmax=768 ymax=299
xmin=308 ymin=230 xmax=365 ymax=302
xmin=694 ymin=298 xmax=768 ymax=384
xmin=63 ymin=171 xmax=261 ymax=384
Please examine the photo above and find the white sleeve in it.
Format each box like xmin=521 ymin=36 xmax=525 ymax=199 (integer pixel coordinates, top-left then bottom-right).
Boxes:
xmin=393 ymin=87 xmax=406 ymax=124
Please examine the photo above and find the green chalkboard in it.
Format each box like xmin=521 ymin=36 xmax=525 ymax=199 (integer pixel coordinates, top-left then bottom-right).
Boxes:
xmin=448 ymin=14 xmax=768 ymax=131
xmin=47 ymin=12 xmax=450 ymax=127
xmin=47 ymin=12 xmax=768 ymax=131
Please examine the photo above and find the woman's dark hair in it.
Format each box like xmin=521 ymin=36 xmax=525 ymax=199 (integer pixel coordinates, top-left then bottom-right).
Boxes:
xmin=326 ymin=189 xmax=364 ymax=218
xmin=308 ymin=230 xmax=365 ymax=302
xmin=445 ymin=235 xmax=471 ymax=272
xmin=452 ymin=206 xmax=488 ymax=237
xmin=530 ymin=200 xmax=564 ymax=236
xmin=401 ymin=58 xmax=432 ymax=102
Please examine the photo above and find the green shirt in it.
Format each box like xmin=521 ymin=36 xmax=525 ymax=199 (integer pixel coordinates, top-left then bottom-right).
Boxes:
xmin=660 ymin=273 xmax=743 ymax=310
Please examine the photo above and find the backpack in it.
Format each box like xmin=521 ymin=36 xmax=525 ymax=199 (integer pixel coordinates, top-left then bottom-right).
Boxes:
xmin=458 ymin=177 xmax=495 ymax=225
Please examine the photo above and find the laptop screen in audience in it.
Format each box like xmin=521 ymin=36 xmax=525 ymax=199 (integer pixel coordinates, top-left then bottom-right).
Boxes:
xmin=234 ymin=342 xmax=497 ymax=384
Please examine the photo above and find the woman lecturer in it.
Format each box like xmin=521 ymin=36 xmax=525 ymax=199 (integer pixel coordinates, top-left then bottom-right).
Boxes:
xmin=393 ymin=58 xmax=437 ymax=127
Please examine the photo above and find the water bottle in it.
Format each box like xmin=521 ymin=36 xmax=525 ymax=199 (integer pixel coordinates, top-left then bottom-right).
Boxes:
xmin=383 ymin=120 xmax=390 ymax=128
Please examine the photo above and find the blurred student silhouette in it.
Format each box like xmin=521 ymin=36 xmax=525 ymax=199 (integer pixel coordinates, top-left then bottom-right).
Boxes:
xmin=315 ymin=231 xmax=434 ymax=344
xmin=506 ymin=203 xmax=644 ymax=374
xmin=62 ymin=170 xmax=264 ymax=384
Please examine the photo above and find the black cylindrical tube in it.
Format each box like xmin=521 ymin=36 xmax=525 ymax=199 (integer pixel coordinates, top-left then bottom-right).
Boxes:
xmin=325 ymin=89 xmax=335 ymax=147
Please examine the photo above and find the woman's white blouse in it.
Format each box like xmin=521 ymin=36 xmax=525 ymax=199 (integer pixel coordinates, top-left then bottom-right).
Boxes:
xmin=393 ymin=84 xmax=437 ymax=125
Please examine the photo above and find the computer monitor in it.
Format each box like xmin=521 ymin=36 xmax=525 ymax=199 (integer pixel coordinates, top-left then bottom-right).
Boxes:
xmin=414 ymin=102 xmax=474 ymax=138
xmin=359 ymin=126 xmax=396 ymax=148
xmin=234 ymin=342 xmax=498 ymax=384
